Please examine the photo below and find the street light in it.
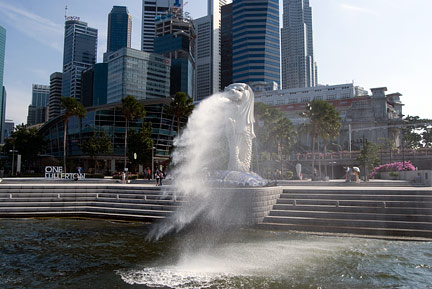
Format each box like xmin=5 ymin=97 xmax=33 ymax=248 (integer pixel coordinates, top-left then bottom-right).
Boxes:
xmin=9 ymin=143 xmax=18 ymax=176
xmin=151 ymin=146 xmax=155 ymax=179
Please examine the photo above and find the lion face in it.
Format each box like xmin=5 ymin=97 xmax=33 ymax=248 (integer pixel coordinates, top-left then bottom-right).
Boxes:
xmin=224 ymin=83 xmax=251 ymax=103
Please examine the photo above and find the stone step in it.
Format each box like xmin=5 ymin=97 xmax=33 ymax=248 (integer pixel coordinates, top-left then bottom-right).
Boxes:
xmin=0 ymin=200 xmax=179 ymax=212
xmin=0 ymin=210 xmax=165 ymax=222
xmin=280 ymin=193 xmax=432 ymax=202
xmin=282 ymin=189 xmax=431 ymax=195
xmin=262 ymin=215 xmax=432 ymax=231
xmin=0 ymin=205 xmax=173 ymax=217
xmin=276 ymin=198 xmax=432 ymax=208
xmin=257 ymin=222 xmax=432 ymax=239
xmin=268 ymin=210 xmax=432 ymax=222
xmin=273 ymin=204 xmax=432 ymax=215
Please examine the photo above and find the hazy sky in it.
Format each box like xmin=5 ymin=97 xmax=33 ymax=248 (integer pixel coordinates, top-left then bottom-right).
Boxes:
xmin=0 ymin=0 xmax=431 ymax=125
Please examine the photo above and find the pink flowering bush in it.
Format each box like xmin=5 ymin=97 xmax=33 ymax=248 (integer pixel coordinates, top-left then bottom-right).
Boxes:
xmin=370 ymin=161 xmax=416 ymax=178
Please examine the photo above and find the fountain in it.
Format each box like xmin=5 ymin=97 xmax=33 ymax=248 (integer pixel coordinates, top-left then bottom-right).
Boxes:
xmin=147 ymin=83 xmax=282 ymax=240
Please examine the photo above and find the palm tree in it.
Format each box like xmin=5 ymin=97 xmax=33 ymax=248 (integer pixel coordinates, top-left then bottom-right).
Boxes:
xmin=60 ymin=96 xmax=87 ymax=172
xmin=121 ymin=95 xmax=146 ymax=170
xmin=167 ymin=92 xmax=194 ymax=135
xmin=301 ymin=99 xmax=341 ymax=179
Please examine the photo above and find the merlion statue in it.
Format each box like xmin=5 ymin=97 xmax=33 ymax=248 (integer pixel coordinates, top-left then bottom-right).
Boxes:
xmin=224 ymin=83 xmax=255 ymax=172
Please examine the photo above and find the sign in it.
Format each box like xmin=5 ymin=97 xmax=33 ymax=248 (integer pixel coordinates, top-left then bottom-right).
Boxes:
xmin=44 ymin=166 xmax=85 ymax=180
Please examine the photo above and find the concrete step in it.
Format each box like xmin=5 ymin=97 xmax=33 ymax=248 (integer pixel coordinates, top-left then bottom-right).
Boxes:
xmin=0 ymin=210 xmax=165 ymax=222
xmin=281 ymin=189 xmax=431 ymax=195
xmin=268 ymin=210 xmax=432 ymax=222
xmin=273 ymin=204 xmax=432 ymax=215
xmin=0 ymin=205 xmax=173 ymax=217
xmin=262 ymin=215 xmax=432 ymax=231
xmin=257 ymin=222 xmax=432 ymax=239
xmin=0 ymin=200 xmax=179 ymax=212
xmin=276 ymin=198 xmax=432 ymax=208
xmin=279 ymin=193 xmax=432 ymax=202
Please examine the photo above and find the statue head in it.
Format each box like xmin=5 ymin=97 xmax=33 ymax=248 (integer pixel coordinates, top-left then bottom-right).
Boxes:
xmin=224 ymin=83 xmax=255 ymax=128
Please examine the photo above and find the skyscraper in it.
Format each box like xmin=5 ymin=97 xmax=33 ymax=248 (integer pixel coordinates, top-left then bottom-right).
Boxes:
xmin=106 ymin=48 xmax=171 ymax=103
xmin=221 ymin=3 xmax=233 ymax=90
xmin=27 ymin=84 xmax=50 ymax=125
xmin=281 ymin=0 xmax=317 ymax=89
xmin=0 ymin=25 xmax=6 ymax=143
xmin=154 ymin=5 xmax=196 ymax=98
xmin=107 ymin=6 xmax=131 ymax=54
xmin=195 ymin=0 xmax=231 ymax=101
xmin=141 ymin=0 xmax=183 ymax=53
xmin=49 ymin=72 xmax=62 ymax=120
xmin=62 ymin=18 xmax=98 ymax=101
xmin=232 ymin=0 xmax=280 ymax=89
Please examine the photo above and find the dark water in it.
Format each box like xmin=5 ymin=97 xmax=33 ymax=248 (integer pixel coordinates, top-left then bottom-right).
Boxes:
xmin=0 ymin=218 xmax=431 ymax=289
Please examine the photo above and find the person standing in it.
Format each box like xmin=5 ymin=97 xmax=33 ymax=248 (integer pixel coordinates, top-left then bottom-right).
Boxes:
xmin=155 ymin=169 xmax=160 ymax=186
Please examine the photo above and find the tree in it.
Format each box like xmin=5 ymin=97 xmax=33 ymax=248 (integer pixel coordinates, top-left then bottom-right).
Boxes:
xmin=3 ymin=124 xmax=46 ymax=172
xmin=127 ymin=122 xmax=154 ymax=171
xmin=301 ymin=99 xmax=341 ymax=178
xmin=80 ymin=131 xmax=113 ymax=172
xmin=122 ymin=95 xmax=146 ymax=169
xmin=167 ymin=92 xmax=194 ymax=135
xmin=60 ymin=96 xmax=87 ymax=172
xmin=254 ymin=102 xmax=296 ymax=160
xmin=357 ymin=141 xmax=380 ymax=181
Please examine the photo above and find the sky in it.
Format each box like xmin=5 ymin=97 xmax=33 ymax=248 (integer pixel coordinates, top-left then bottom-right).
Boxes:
xmin=0 ymin=0 xmax=431 ymax=125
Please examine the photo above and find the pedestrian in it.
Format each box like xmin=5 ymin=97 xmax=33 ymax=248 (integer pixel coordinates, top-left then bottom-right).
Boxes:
xmin=146 ymin=167 xmax=151 ymax=180
xmin=155 ymin=169 xmax=160 ymax=186
xmin=313 ymin=167 xmax=317 ymax=181
xmin=122 ymin=171 xmax=126 ymax=184
xmin=159 ymin=170 xmax=164 ymax=186
xmin=345 ymin=167 xmax=351 ymax=182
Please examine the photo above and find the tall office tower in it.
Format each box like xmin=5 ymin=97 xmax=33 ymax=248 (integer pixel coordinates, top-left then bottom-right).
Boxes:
xmin=106 ymin=47 xmax=171 ymax=104
xmin=281 ymin=0 xmax=317 ymax=89
xmin=221 ymin=3 xmax=233 ymax=90
xmin=195 ymin=0 xmax=231 ymax=101
xmin=62 ymin=18 xmax=97 ymax=101
xmin=49 ymin=72 xmax=62 ymax=120
xmin=81 ymin=63 xmax=108 ymax=107
xmin=1 ymin=87 xmax=5 ymax=143
xmin=0 ymin=25 xmax=6 ymax=143
xmin=154 ymin=5 xmax=196 ymax=98
xmin=232 ymin=0 xmax=280 ymax=89
xmin=107 ymin=6 xmax=131 ymax=53
xmin=27 ymin=84 xmax=50 ymax=125
xmin=141 ymin=0 xmax=183 ymax=53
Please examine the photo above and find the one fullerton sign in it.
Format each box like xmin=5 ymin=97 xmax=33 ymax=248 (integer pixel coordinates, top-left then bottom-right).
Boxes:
xmin=45 ymin=166 xmax=85 ymax=180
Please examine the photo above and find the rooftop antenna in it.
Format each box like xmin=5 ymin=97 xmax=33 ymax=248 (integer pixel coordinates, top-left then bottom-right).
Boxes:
xmin=65 ymin=5 xmax=68 ymax=21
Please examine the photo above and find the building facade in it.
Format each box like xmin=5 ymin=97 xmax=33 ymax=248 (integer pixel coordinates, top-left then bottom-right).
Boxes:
xmin=49 ymin=72 xmax=62 ymax=120
xmin=62 ymin=19 xmax=98 ymax=102
xmin=281 ymin=0 xmax=317 ymax=89
xmin=107 ymin=6 xmax=131 ymax=53
xmin=154 ymin=5 xmax=196 ymax=98
xmin=232 ymin=0 xmax=280 ymax=89
xmin=106 ymin=47 xmax=171 ymax=103
xmin=255 ymin=84 xmax=403 ymax=150
xmin=27 ymin=84 xmax=50 ymax=126
xmin=39 ymin=98 xmax=180 ymax=173
xmin=0 ymin=25 xmax=6 ymax=143
xmin=141 ymin=0 xmax=183 ymax=53
xmin=221 ymin=3 xmax=233 ymax=90
xmin=81 ymin=63 xmax=108 ymax=107
xmin=194 ymin=0 xmax=231 ymax=101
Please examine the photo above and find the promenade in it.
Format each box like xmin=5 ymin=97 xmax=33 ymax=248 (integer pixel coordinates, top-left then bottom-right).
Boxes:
xmin=0 ymin=177 xmax=431 ymax=241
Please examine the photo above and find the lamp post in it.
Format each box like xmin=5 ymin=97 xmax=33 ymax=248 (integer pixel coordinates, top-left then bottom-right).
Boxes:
xmin=9 ymin=143 xmax=18 ymax=176
xmin=151 ymin=146 xmax=155 ymax=179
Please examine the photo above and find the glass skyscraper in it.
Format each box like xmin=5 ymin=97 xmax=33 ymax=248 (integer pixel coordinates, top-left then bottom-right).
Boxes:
xmin=62 ymin=19 xmax=97 ymax=101
xmin=281 ymin=0 xmax=317 ymax=89
xmin=106 ymin=48 xmax=171 ymax=104
xmin=27 ymin=84 xmax=50 ymax=126
xmin=0 ymin=25 xmax=6 ymax=143
xmin=232 ymin=0 xmax=280 ymax=88
xmin=107 ymin=6 xmax=131 ymax=53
